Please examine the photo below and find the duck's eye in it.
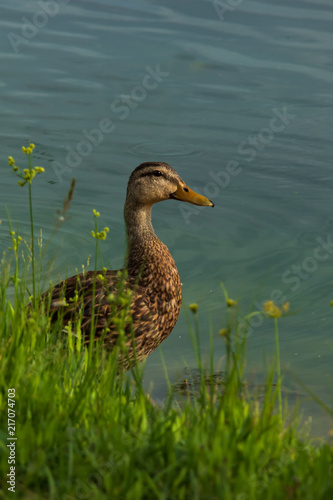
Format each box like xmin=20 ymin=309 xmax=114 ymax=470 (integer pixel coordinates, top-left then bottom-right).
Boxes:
xmin=152 ymin=170 xmax=162 ymax=177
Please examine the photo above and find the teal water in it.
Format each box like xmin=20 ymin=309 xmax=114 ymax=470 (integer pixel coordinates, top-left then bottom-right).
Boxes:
xmin=1 ymin=0 xmax=333 ymax=436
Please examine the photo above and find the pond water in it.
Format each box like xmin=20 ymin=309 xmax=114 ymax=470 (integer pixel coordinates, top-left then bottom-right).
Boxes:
xmin=1 ymin=0 xmax=333 ymax=437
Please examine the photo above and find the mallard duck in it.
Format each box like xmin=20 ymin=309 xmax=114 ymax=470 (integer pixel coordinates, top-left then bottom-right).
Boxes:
xmin=41 ymin=162 xmax=214 ymax=367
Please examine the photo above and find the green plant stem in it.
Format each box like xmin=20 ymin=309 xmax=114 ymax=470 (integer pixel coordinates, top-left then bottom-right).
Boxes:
xmin=89 ymin=219 xmax=99 ymax=350
xmin=6 ymin=213 xmax=20 ymax=307
xmin=28 ymin=155 xmax=36 ymax=307
xmin=274 ymin=317 xmax=282 ymax=419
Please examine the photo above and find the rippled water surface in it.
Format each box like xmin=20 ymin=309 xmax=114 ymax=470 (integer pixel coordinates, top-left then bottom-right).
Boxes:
xmin=1 ymin=0 xmax=333 ymax=436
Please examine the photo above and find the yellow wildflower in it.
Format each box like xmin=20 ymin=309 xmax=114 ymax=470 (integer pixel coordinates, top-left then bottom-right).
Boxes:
xmin=22 ymin=143 xmax=36 ymax=154
xmin=21 ymin=170 xmax=36 ymax=183
xmin=10 ymin=232 xmax=22 ymax=252
xmin=282 ymin=302 xmax=290 ymax=313
xmin=227 ymin=298 xmax=237 ymax=308
xmin=263 ymin=300 xmax=282 ymax=318
xmin=9 ymin=144 xmax=45 ymax=187
xmin=93 ymin=209 xmax=100 ymax=217
xmin=98 ymin=230 xmax=107 ymax=240
xmin=91 ymin=227 xmax=109 ymax=240
xmin=189 ymin=303 xmax=198 ymax=314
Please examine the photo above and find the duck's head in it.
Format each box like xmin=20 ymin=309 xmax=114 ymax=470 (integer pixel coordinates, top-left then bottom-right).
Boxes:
xmin=126 ymin=162 xmax=214 ymax=208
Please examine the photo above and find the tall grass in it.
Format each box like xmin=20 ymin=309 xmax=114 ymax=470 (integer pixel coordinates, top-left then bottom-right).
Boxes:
xmin=0 ymin=146 xmax=332 ymax=499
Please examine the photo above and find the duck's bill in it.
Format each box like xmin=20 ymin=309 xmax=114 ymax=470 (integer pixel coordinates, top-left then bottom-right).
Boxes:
xmin=170 ymin=183 xmax=214 ymax=207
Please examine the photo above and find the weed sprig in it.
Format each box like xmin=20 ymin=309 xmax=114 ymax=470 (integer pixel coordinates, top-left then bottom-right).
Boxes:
xmin=8 ymin=144 xmax=45 ymax=307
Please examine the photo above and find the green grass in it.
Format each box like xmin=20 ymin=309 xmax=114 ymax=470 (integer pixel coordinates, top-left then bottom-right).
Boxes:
xmin=0 ymin=146 xmax=333 ymax=499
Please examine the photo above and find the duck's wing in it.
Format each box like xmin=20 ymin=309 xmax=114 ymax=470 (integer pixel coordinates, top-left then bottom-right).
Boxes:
xmin=40 ymin=269 xmax=158 ymax=359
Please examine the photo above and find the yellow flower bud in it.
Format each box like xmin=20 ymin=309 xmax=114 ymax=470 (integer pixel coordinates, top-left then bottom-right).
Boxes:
xmin=227 ymin=298 xmax=237 ymax=308
xmin=8 ymin=156 xmax=15 ymax=166
xmin=189 ymin=303 xmax=198 ymax=314
xmin=263 ymin=300 xmax=282 ymax=318
xmin=282 ymin=302 xmax=290 ymax=313
xmin=93 ymin=209 xmax=100 ymax=217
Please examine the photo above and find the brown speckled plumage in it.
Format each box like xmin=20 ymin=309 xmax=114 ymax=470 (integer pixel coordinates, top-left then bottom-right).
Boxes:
xmin=40 ymin=162 xmax=213 ymax=368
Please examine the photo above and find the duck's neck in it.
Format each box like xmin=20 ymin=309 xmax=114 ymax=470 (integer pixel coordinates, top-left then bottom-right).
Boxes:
xmin=124 ymin=200 xmax=155 ymax=252
xmin=124 ymin=200 xmax=156 ymax=278
xmin=124 ymin=200 xmax=178 ymax=285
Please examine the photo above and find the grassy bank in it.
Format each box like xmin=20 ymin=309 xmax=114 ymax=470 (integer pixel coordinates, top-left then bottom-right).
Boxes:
xmin=0 ymin=146 xmax=333 ymax=499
